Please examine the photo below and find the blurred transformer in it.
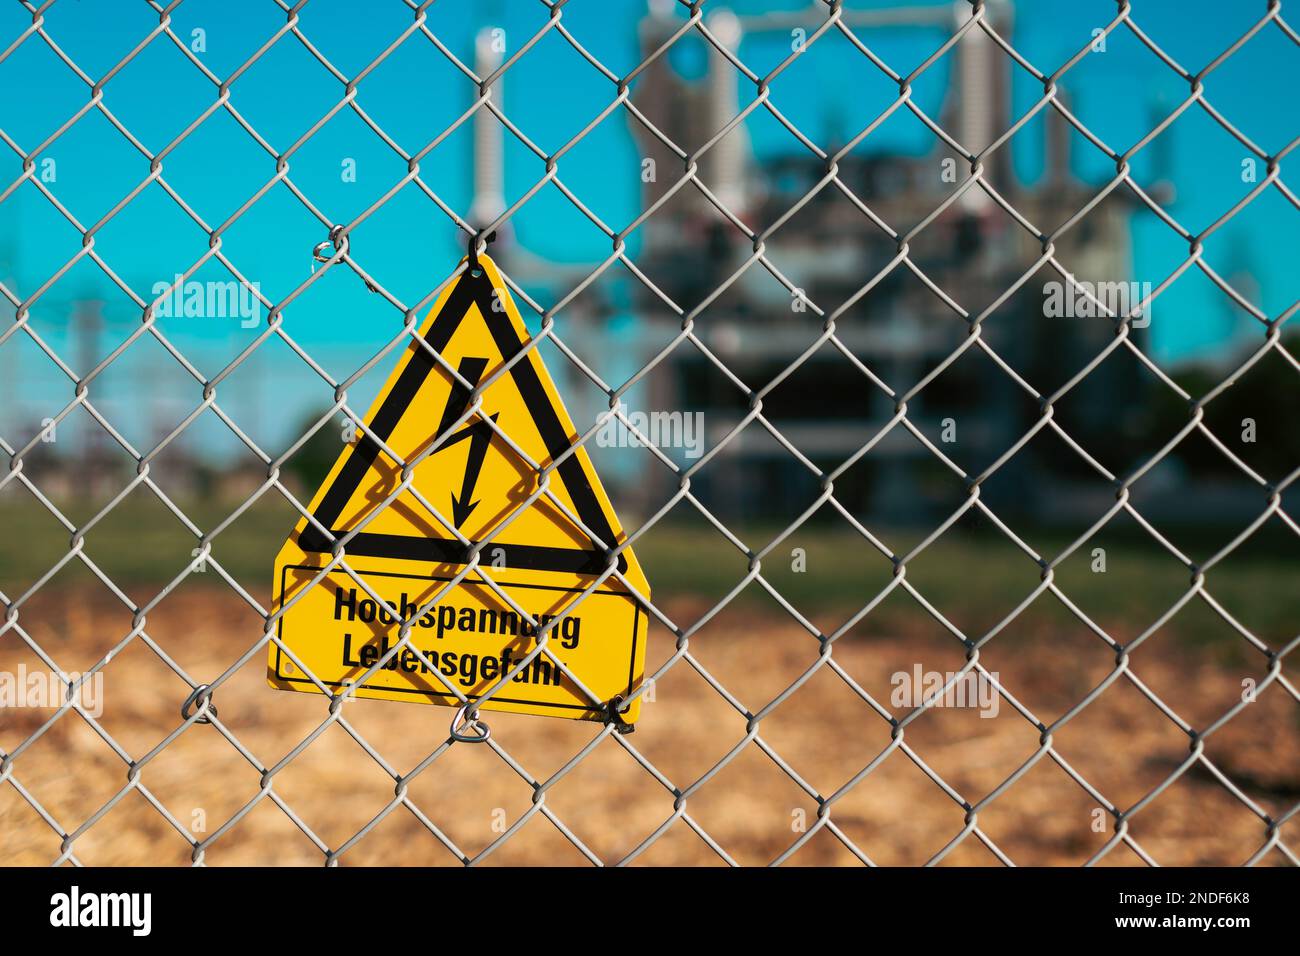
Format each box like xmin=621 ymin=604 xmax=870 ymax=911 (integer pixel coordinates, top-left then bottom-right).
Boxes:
xmin=620 ymin=1 xmax=1148 ymax=526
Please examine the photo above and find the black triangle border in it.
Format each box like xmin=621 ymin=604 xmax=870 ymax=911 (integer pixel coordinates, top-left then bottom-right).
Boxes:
xmin=297 ymin=268 xmax=627 ymax=576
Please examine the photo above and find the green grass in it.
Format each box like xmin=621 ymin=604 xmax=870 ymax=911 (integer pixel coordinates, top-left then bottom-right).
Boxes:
xmin=0 ymin=494 xmax=1295 ymax=650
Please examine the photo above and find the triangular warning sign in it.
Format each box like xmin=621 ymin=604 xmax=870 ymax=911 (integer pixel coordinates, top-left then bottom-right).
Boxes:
xmin=268 ymin=253 xmax=649 ymax=725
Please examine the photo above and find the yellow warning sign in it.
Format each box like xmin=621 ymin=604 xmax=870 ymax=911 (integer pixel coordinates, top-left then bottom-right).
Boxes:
xmin=268 ymin=253 xmax=650 ymax=725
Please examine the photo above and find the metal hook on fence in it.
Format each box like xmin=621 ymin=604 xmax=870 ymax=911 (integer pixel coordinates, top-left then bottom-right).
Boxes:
xmin=311 ymin=223 xmax=345 ymax=267
xmin=605 ymin=695 xmax=635 ymax=735
xmin=466 ymin=230 xmax=496 ymax=275
xmin=449 ymin=703 xmax=491 ymax=743
xmin=180 ymin=684 xmax=219 ymax=725
xmin=311 ymin=224 xmax=378 ymax=292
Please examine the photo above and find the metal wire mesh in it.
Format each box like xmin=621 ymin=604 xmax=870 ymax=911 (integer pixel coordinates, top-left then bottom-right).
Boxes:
xmin=0 ymin=0 xmax=1297 ymax=867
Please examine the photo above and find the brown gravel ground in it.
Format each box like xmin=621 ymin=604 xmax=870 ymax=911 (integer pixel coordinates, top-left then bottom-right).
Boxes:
xmin=2 ymin=586 xmax=1298 ymax=866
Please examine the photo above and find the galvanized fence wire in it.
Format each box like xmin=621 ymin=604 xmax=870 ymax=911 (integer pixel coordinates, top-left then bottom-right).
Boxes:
xmin=0 ymin=0 xmax=1297 ymax=866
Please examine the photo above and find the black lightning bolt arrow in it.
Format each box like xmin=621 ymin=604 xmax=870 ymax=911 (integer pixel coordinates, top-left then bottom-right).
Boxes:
xmin=433 ymin=356 xmax=498 ymax=529
xmin=448 ymin=413 xmax=498 ymax=527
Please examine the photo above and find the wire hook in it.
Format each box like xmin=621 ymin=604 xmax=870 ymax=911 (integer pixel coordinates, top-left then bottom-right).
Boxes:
xmin=467 ymin=230 xmax=496 ymax=275
xmin=311 ymin=224 xmax=378 ymax=292
xmin=449 ymin=703 xmax=491 ymax=743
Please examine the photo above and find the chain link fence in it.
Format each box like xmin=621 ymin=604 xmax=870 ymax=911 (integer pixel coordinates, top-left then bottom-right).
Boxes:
xmin=1 ymin=0 xmax=1298 ymax=866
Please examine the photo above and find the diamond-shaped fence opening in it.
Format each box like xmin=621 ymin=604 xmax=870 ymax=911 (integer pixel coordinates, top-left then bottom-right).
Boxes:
xmin=0 ymin=0 xmax=1297 ymax=867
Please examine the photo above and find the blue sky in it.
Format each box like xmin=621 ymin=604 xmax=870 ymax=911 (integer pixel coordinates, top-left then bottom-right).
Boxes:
xmin=0 ymin=0 xmax=1295 ymax=459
